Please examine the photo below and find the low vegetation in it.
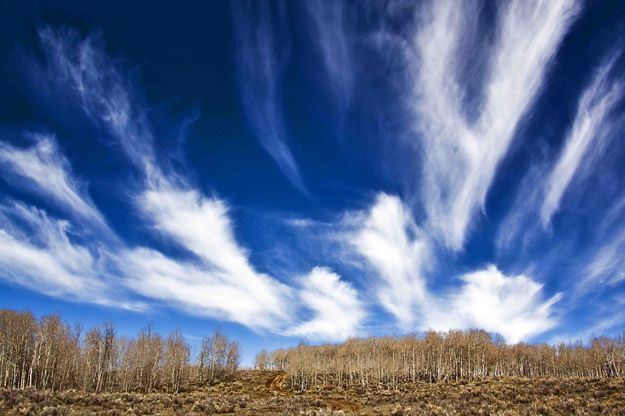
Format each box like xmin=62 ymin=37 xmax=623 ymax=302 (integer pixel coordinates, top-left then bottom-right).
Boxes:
xmin=1 ymin=371 xmax=624 ymax=415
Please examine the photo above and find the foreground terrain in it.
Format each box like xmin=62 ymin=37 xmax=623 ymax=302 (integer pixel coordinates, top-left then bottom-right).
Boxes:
xmin=2 ymin=371 xmax=625 ymax=415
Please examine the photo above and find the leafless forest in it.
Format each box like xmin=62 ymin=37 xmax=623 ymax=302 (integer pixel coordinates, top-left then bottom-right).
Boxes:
xmin=256 ymin=331 xmax=625 ymax=391
xmin=2 ymin=308 xmax=625 ymax=415
xmin=0 ymin=309 xmax=239 ymax=393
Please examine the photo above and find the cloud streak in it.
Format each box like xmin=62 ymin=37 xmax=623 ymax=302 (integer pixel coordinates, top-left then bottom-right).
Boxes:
xmin=3 ymin=1 xmax=623 ymax=348
xmin=19 ymin=26 xmax=363 ymax=340
xmin=496 ymin=54 xmax=623 ymax=253
xmin=232 ymin=1 xmax=307 ymax=195
xmin=343 ymin=193 xmax=561 ymax=343
xmin=433 ymin=265 xmax=562 ymax=344
xmin=303 ymin=0 xmax=353 ymax=110
xmin=286 ymin=267 xmax=365 ymax=341
xmin=0 ymin=134 xmax=109 ymax=230
xmin=408 ymin=0 xmax=579 ymax=249
xmin=0 ymin=201 xmax=138 ymax=309
xmin=541 ymin=58 xmax=623 ymax=226
xmin=346 ymin=193 xmax=429 ymax=329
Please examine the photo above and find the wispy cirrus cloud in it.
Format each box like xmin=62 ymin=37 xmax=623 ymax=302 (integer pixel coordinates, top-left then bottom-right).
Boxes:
xmin=36 ymin=27 xmax=297 ymax=331
xmin=497 ymin=54 xmax=624 ymax=252
xmin=303 ymin=0 xmax=353 ymax=110
xmin=37 ymin=27 xmax=155 ymax=170
xmin=406 ymin=0 xmax=579 ymax=250
xmin=576 ymin=196 xmax=625 ymax=294
xmin=346 ymin=193 xmax=429 ymax=329
xmin=0 ymin=134 xmax=109 ymax=231
xmin=342 ymin=193 xmax=561 ymax=343
xmin=4 ymin=0 xmax=622 ymax=347
xmin=232 ymin=1 xmax=307 ymax=195
xmin=430 ymin=265 xmax=562 ymax=344
xmin=0 ymin=130 xmax=137 ymax=309
xmin=135 ymin=183 xmax=294 ymax=331
xmin=18 ymin=26 xmax=363 ymax=340
xmin=286 ymin=267 xmax=365 ymax=341
xmin=541 ymin=58 xmax=623 ymax=226
xmin=583 ymin=230 xmax=625 ymax=287
xmin=0 ymin=201 xmax=139 ymax=310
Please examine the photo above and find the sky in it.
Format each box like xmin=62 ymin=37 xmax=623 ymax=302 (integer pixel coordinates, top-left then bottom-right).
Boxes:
xmin=1 ymin=0 xmax=625 ymax=365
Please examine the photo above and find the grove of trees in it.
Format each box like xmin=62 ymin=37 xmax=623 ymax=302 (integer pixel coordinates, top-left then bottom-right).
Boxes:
xmin=256 ymin=330 xmax=625 ymax=391
xmin=4 ymin=307 xmax=625 ymax=395
xmin=0 ymin=309 xmax=239 ymax=392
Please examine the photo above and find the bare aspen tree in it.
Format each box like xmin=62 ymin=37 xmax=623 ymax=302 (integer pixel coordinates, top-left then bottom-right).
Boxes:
xmin=197 ymin=329 xmax=238 ymax=384
xmin=226 ymin=340 xmax=241 ymax=378
xmin=0 ymin=310 xmax=36 ymax=389
xmin=164 ymin=330 xmax=190 ymax=393
xmin=254 ymin=350 xmax=270 ymax=370
xmin=83 ymin=322 xmax=116 ymax=392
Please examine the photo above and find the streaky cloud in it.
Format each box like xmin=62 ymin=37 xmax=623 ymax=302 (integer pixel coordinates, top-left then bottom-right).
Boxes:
xmin=286 ymin=267 xmax=365 ymax=341
xmin=232 ymin=1 xmax=308 ymax=195
xmin=0 ymin=201 xmax=140 ymax=310
xmin=119 ymin=247 xmax=292 ymax=331
xmin=495 ymin=163 xmax=548 ymax=252
xmin=407 ymin=0 xmax=579 ymax=249
xmin=137 ymin=182 xmax=294 ymax=331
xmin=0 ymin=134 xmax=110 ymax=231
xmin=38 ymin=27 xmax=156 ymax=171
xmin=577 ymin=196 xmax=625 ymax=294
xmin=431 ymin=265 xmax=562 ymax=344
xmin=38 ymin=26 xmax=296 ymax=331
xmin=303 ymin=0 xmax=353 ymax=110
xmin=550 ymin=297 xmax=625 ymax=344
xmin=541 ymin=57 xmax=624 ymax=226
xmin=32 ymin=26 xmax=363 ymax=340
xmin=497 ymin=53 xmax=624 ymax=253
xmin=346 ymin=193 xmax=429 ymax=329
xmin=344 ymin=193 xmax=560 ymax=343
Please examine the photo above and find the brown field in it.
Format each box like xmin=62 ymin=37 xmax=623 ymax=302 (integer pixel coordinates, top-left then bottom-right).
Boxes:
xmin=2 ymin=371 xmax=625 ymax=416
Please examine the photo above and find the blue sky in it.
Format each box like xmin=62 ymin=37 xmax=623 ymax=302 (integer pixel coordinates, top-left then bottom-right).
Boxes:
xmin=1 ymin=0 xmax=625 ymax=365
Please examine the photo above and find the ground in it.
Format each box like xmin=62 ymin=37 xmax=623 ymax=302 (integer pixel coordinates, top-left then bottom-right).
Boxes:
xmin=1 ymin=371 xmax=625 ymax=415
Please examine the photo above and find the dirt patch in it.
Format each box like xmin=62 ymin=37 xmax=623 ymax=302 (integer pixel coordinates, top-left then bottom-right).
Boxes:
xmin=265 ymin=371 xmax=287 ymax=392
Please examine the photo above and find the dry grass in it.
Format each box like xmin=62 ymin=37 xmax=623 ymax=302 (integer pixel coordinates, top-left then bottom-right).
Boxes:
xmin=1 ymin=371 xmax=624 ymax=415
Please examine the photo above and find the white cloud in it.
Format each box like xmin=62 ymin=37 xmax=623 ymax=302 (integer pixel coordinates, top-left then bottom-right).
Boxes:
xmin=232 ymin=1 xmax=307 ymax=195
xmin=28 ymin=27 xmax=362 ymax=341
xmin=0 ymin=202 xmax=138 ymax=309
xmin=120 ymin=247 xmax=292 ymax=331
xmin=496 ymin=56 xmax=623 ymax=252
xmin=20 ymin=23 xmax=570 ymax=344
xmin=286 ymin=267 xmax=365 ymax=341
xmin=0 ymin=134 xmax=108 ymax=229
xmin=541 ymin=59 xmax=623 ymax=226
xmin=136 ymin=181 xmax=295 ymax=330
xmin=347 ymin=193 xmax=429 ymax=328
xmin=346 ymin=193 xmax=560 ymax=343
xmin=140 ymin=184 xmax=252 ymax=278
xmin=38 ymin=27 xmax=155 ymax=170
xmin=578 ymin=198 xmax=625 ymax=293
xmin=303 ymin=0 xmax=352 ymax=110
xmin=408 ymin=0 xmax=578 ymax=249
xmin=430 ymin=265 xmax=562 ymax=344
xmin=495 ymin=164 xmax=547 ymax=251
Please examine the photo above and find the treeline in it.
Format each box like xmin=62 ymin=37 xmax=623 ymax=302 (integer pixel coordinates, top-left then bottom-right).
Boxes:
xmin=0 ymin=309 xmax=239 ymax=392
xmin=256 ymin=330 xmax=625 ymax=391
